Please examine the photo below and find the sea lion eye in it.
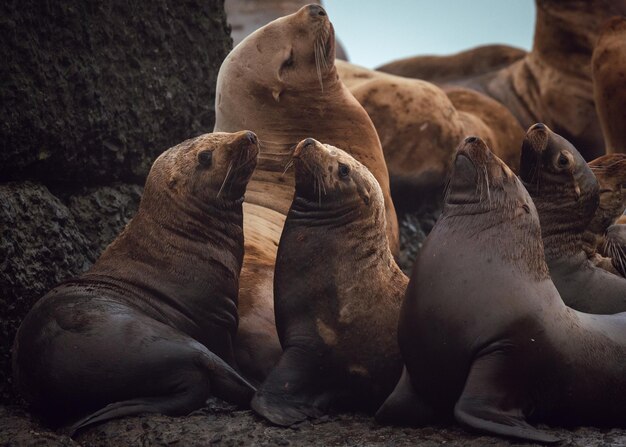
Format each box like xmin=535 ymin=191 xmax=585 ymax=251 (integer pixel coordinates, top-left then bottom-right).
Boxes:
xmin=557 ymin=153 xmax=569 ymax=168
xmin=197 ymin=150 xmax=213 ymax=167
xmin=522 ymin=203 xmax=531 ymax=214
xmin=281 ymin=50 xmax=294 ymax=71
xmin=338 ymin=163 xmax=350 ymax=178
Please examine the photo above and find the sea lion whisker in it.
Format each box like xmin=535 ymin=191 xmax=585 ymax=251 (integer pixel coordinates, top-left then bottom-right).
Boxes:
xmin=483 ymin=166 xmax=491 ymax=206
xmin=217 ymin=160 xmax=234 ymax=198
xmin=282 ymin=159 xmax=294 ymax=176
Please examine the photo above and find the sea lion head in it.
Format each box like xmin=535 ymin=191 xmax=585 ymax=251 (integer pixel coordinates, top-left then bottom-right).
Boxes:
xmin=445 ymin=136 xmax=548 ymax=277
xmin=446 ymin=136 xmax=532 ymax=217
xmin=588 ymin=154 xmax=626 ymax=232
xmin=291 ymin=137 xmax=383 ymax=216
xmin=144 ymin=131 xmax=259 ymax=210
xmin=228 ymin=4 xmax=336 ymax=97
xmin=519 ymin=123 xmax=599 ymax=228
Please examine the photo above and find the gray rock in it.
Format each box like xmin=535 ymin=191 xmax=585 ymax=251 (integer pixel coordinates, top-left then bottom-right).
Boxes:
xmin=0 ymin=1 xmax=231 ymax=184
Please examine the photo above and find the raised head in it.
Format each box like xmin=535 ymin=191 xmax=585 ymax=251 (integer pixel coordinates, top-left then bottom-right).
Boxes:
xmin=143 ymin=131 xmax=259 ymax=214
xmin=520 ymin=123 xmax=599 ymax=230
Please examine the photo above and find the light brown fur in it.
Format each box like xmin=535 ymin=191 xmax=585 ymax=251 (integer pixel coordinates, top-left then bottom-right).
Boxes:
xmin=214 ymin=5 xmax=398 ymax=382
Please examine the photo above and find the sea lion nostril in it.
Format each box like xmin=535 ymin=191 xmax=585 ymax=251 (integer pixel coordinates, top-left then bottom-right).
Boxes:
xmin=465 ymin=136 xmax=478 ymax=144
xmin=245 ymin=131 xmax=258 ymax=145
xmin=532 ymin=123 xmax=546 ymax=131
xmin=303 ymin=138 xmax=315 ymax=148
xmin=308 ymin=5 xmax=326 ymax=17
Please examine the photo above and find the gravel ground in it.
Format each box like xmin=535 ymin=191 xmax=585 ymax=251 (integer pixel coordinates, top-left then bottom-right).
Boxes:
xmin=2 ymin=400 xmax=626 ymax=447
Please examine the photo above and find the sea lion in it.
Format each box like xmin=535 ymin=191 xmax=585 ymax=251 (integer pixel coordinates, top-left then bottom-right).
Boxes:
xmin=214 ymin=4 xmax=399 ymax=382
xmin=336 ymin=61 xmax=523 ymax=210
xmin=592 ymin=16 xmax=626 ymax=154
xmin=378 ymin=0 xmax=626 ymax=159
xmin=377 ymin=44 xmax=526 ymax=83
xmin=604 ymin=224 xmax=626 ymax=276
xmin=12 ymin=131 xmax=258 ymax=432
xmin=519 ymin=123 xmax=626 ymax=313
xmin=583 ymin=154 xmax=626 ymax=273
xmin=376 ymin=136 xmax=626 ymax=443
xmin=251 ymin=138 xmax=406 ymax=426
xmin=225 ymin=0 xmax=349 ymax=60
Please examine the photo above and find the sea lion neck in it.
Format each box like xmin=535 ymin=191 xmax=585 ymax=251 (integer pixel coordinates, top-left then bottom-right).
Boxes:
xmin=531 ymin=2 xmax=595 ymax=80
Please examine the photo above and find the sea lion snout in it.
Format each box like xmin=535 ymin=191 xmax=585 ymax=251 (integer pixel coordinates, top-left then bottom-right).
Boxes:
xmin=307 ymin=4 xmax=327 ymax=18
xmin=294 ymin=137 xmax=318 ymax=158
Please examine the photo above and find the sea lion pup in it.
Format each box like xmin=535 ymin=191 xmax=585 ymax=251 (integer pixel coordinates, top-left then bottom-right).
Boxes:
xmin=519 ymin=123 xmax=626 ymax=313
xmin=251 ymin=138 xmax=406 ymax=426
xmin=214 ymin=4 xmax=399 ymax=382
xmin=592 ymin=16 xmax=626 ymax=154
xmin=336 ymin=60 xmax=523 ymax=210
xmin=376 ymin=136 xmax=626 ymax=443
xmin=377 ymin=44 xmax=526 ymax=83
xmin=12 ymin=131 xmax=258 ymax=433
xmin=583 ymin=154 xmax=626 ymax=273
xmin=378 ymin=0 xmax=626 ymax=159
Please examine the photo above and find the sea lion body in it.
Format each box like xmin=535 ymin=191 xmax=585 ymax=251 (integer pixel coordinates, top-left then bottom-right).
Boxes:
xmin=376 ymin=44 xmax=526 ymax=83
xmin=520 ymin=124 xmax=626 ymax=313
xmin=214 ymin=5 xmax=398 ymax=382
xmin=377 ymin=137 xmax=626 ymax=443
xmin=13 ymin=132 xmax=258 ymax=431
xmin=251 ymin=139 xmax=406 ymax=426
xmin=336 ymin=60 xmax=523 ymax=210
xmin=584 ymin=154 xmax=626 ymax=274
xmin=378 ymin=1 xmax=626 ymax=159
xmin=593 ymin=16 xmax=626 ymax=154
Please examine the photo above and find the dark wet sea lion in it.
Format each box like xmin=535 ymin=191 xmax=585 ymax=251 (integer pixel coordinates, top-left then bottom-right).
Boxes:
xmin=520 ymin=123 xmax=626 ymax=313
xmin=377 ymin=44 xmax=527 ymax=83
xmin=593 ymin=16 xmax=626 ymax=154
xmin=336 ymin=61 xmax=523 ymax=211
xmin=214 ymin=4 xmax=399 ymax=383
xmin=12 ymin=131 xmax=259 ymax=432
xmin=251 ymin=139 xmax=406 ymax=426
xmin=583 ymin=154 xmax=626 ymax=273
xmin=377 ymin=136 xmax=626 ymax=443
xmin=378 ymin=0 xmax=626 ymax=160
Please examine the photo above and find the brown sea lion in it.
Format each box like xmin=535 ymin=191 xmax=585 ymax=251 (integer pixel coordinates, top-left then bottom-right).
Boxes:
xmin=225 ymin=0 xmax=349 ymax=60
xmin=376 ymin=136 xmax=626 ymax=443
xmin=214 ymin=5 xmax=399 ymax=382
xmin=336 ymin=61 xmax=523 ymax=210
xmin=379 ymin=0 xmax=626 ymax=160
xmin=251 ymin=138 xmax=406 ymax=426
xmin=583 ymin=154 xmax=626 ymax=273
xmin=12 ymin=131 xmax=258 ymax=432
xmin=592 ymin=16 xmax=626 ymax=154
xmin=519 ymin=124 xmax=626 ymax=313
xmin=377 ymin=44 xmax=526 ymax=83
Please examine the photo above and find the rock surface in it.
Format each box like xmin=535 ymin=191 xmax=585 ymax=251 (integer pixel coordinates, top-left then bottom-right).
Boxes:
xmin=0 ymin=1 xmax=231 ymax=183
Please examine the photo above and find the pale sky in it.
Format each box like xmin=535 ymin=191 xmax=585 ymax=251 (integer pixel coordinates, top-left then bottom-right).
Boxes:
xmin=324 ymin=0 xmax=535 ymax=68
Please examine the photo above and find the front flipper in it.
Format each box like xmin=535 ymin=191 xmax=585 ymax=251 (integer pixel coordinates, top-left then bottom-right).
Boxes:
xmin=375 ymin=366 xmax=436 ymax=426
xmin=454 ymin=354 xmax=559 ymax=444
xmin=251 ymin=346 xmax=335 ymax=426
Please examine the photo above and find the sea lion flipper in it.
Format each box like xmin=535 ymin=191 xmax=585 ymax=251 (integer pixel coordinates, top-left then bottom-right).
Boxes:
xmin=69 ymin=348 xmax=255 ymax=436
xmin=454 ymin=355 xmax=560 ymax=444
xmin=375 ymin=366 xmax=435 ymax=426
xmin=251 ymin=346 xmax=332 ymax=426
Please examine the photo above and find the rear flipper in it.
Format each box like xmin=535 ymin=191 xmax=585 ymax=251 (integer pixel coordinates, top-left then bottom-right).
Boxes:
xmin=375 ymin=366 xmax=436 ymax=426
xmin=251 ymin=346 xmax=335 ymax=426
xmin=454 ymin=354 xmax=560 ymax=444
xmin=70 ymin=348 xmax=255 ymax=436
